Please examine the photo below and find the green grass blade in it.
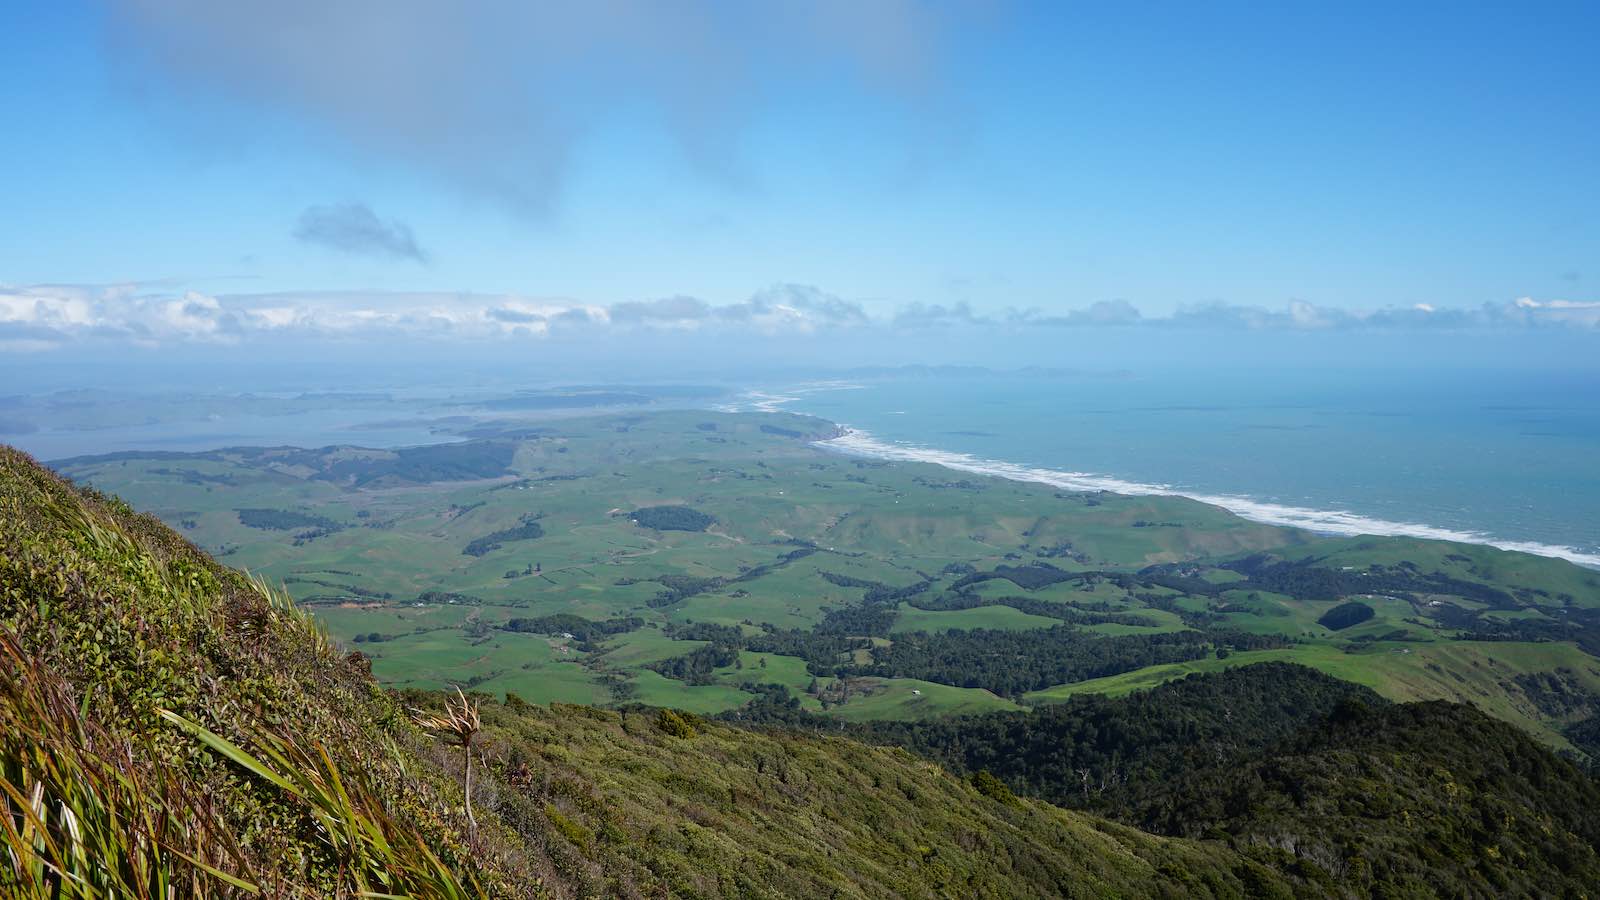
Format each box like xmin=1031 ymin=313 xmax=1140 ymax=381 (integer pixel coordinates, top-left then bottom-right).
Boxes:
xmin=156 ymin=710 xmax=302 ymax=799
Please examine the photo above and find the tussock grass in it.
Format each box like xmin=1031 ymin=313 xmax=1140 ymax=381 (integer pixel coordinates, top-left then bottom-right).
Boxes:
xmin=1 ymin=632 xmax=254 ymax=897
xmin=0 ymin=446 xmax=513 ymax=896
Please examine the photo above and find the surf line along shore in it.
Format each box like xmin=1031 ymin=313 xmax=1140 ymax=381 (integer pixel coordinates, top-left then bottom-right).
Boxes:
xmin=813 ymin=425 xmax=1600 ymax=569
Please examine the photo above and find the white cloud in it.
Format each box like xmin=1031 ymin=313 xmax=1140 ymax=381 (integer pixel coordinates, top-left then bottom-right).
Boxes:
xmin=0 ymin=282 xmax=868 ymax=349
xmin=159 ymin=292 xmax=227 ymax=338
xmin=3 ymin=282 xmax=1596 ymax=351
xmin=1503 ymin=296 xmax=1600 ymax=327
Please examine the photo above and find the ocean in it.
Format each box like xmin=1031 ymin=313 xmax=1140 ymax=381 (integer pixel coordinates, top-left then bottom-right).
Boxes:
xmin=728 ymin=369 xmax=1600 ymax=568
xmin=12 ymin=367 xmax=1596 ymax=568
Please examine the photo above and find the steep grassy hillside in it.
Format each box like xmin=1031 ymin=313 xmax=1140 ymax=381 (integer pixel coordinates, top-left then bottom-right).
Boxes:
xmin=446 ymin=697 xmax=1294 ymax=899
xmin=2 ymin=445 xmax=1296 ymax=897
xmin=0 ymin=446 xmax=504 ymax=896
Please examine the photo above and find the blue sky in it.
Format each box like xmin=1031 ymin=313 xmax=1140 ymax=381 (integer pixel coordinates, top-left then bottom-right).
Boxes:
xmin=2 ymin=1 xmax=1597 ymax=360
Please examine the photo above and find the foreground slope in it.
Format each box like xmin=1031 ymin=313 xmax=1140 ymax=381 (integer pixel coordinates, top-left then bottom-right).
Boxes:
xmin=2 ymin=444 xmax=1299 ymax=897
xmin=453 ymin=697 xmax=1296 ymax=898
xmin=0 ymin=446 xmax=503 ymax=895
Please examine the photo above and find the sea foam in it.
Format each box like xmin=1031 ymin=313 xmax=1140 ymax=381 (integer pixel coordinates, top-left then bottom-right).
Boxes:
xmin=819 ymin=427 xmax=1600 ymax=569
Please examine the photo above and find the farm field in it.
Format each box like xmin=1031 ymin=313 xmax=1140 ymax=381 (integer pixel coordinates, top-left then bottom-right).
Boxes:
xmin=52 ymin=409 xmax=1600 ymax=753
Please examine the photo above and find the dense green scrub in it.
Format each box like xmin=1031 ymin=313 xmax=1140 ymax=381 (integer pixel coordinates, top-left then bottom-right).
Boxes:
xmin=1125 ymin=699 xmax=1600 ymax=895
xmin=1316 ymin=600 xmax=1375 ymax=631
xmin=788 ymin=663 xmax=1382 ymax=806
xmin=463 ymin=515 xmax=546 ymax=556
xmin=236 ymin=506 xmax=341 ymax=531
xmin=629 ymin=504 xmax=716 ymax=532
xmin=735 ymin=664 xmax=1600 ymax=898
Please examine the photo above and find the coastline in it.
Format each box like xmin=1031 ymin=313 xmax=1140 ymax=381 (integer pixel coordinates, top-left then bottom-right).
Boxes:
xmin=814 ymin=424 xmax=1600 ymax=570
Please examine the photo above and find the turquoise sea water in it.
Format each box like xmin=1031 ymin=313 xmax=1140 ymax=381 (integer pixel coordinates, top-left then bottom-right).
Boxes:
xmin=12 ymin=368 xmax=1596 ymax=566
xmin=735 ymin=369 xmax=1600 ymax=567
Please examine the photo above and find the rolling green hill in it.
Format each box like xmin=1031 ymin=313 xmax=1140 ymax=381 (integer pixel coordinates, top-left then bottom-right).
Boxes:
xmin=51 ymin=411 xmax=1600 ymax=756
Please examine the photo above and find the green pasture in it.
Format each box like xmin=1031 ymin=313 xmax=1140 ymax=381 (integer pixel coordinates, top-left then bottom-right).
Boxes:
xmin=54 ymin=408 xmax=1600 ymax=749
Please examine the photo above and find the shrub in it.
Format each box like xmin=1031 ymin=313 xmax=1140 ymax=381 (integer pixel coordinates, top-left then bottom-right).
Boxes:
xmin=970 ymin=770 xmax=1020 ymax=806
xmin=656 ymin=709 xmax=697 ymax=739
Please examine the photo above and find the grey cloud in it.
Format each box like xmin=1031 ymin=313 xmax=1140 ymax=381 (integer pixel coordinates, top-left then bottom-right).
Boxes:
xmin=909 ymin=296 xmax=1600 ymax=333
xmin=294 ymin=203 xmax=428 ymax=263
xmin=111 ymin=1 xmax=967 ymax=215
xmin=1011 ymin=299 xmax=1142 ymax=327
xmin=893 ymin=301 xmax=989 ymax=329
xmin=1157 ymin=298 xmax=1600 ymax=331
xmin=1362 ymin=305 xmax=1476 ymax=329
xmin=711 ymin=302 xmax=760 ymax=322
xmin=1070 ymin=299 xmax=1142 ymax=326
xmin=550 ymin=308 xmax=597 ymax=325
xmin=487 ymin=307 xmax=544 ymax=324
xmin=0 ymin=321 xmax=70 ymax=343
xmin=609 ymin=295 xmax=711 ymax=325
xmin=1160 ymin=300 xmax=1366 ymax=330
xmin=86 ymin=323 xmax=146 ymax=340
xmin=1165 ymin=301 xmax=1296 ymax=330
xmin=602 ymin=286 xmax=867 ymax=332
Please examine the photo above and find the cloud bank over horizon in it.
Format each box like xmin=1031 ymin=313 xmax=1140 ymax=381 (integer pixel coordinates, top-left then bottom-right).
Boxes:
xmin=3 ymin=280 xmax=1597 ymax=353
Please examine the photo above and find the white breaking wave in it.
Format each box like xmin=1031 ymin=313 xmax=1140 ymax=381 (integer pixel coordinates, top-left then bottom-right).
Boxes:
xmin=714 ymin=381 xmax=867 ymax=414
xmin=818 ymin=427 xmax=1600 ymax=569
xmin=713 ymin=391 xmax=798 ymax=413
